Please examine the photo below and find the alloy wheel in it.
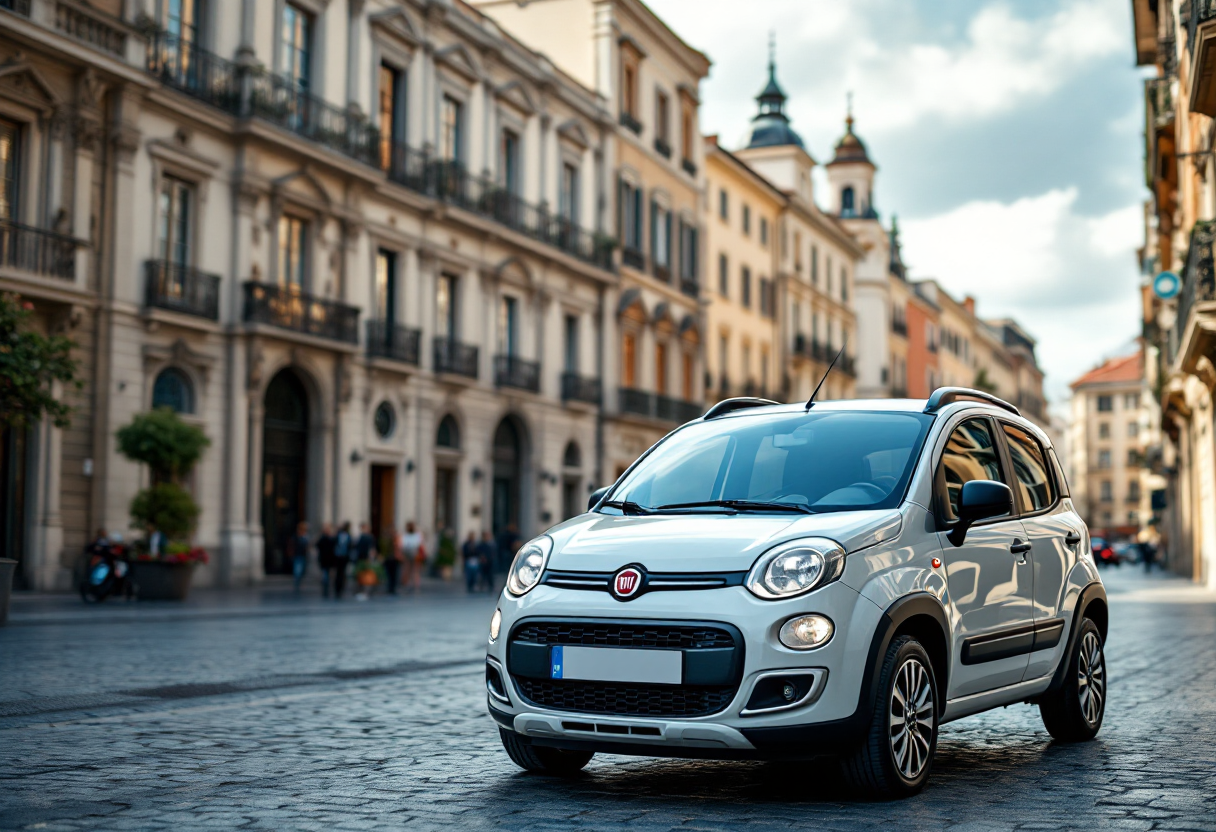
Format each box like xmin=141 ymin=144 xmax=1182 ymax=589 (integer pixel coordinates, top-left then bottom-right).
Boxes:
xmin=889 ymin=657 xmax=935 ymax=780
xmin=1077 ymin=631 xmax=1105 ymax=726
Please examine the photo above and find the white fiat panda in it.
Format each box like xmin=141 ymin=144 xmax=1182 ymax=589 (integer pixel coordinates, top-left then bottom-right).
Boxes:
xmin=485 ymin=389 xmax=1108 ymax=798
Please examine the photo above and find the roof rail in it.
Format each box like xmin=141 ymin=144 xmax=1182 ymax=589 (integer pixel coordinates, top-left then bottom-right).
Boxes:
xmin=703 ymin=397 xmax=780 ymax=420
xmin=923 ymin=387 xmax=1019 ymax=416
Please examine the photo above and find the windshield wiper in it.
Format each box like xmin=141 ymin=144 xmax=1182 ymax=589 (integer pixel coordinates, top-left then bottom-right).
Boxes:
xmin=599 ymin=499 xmax=653 ymax=516
xmin=655 ymin=500 xmax=817 ymax=515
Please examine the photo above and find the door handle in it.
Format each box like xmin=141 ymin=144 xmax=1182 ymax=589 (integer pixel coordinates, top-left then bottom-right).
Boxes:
xmin=1010 ymin=540 xmax=1032 ymax=557
xmin=1064 ymin=531 xmax=1082 ymax=546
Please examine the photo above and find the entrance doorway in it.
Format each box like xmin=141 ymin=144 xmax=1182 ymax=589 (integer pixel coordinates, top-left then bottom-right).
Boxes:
xmin=491 ymin=417 xmax=523 ymax=539
xmin=262 ymin=370 xmax=309 ymax=575
xmin=0 ymin=425 xmax=28 ymax=589
xmin=370 ymin=464 xmax=396 ymax=544
xmin=435 ymin=466 xmax=457 ymax=536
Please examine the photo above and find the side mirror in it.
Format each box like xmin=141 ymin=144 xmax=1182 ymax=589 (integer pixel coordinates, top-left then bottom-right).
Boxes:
xmin=947 ymin=479 xmax=1012 ymax=547
xmin=587 ymin=486 xmax=610 ymax=513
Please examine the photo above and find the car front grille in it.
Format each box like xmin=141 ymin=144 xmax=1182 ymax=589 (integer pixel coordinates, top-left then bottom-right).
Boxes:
xmin=514 ymin=677 xmax=737 ymax=718
xmin=512 ymin=621 xmax=736 ymax=650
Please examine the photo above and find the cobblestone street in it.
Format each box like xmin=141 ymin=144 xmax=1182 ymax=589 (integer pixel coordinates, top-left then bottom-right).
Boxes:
xmin=1 ymin=568 xmax=1214 ymax=831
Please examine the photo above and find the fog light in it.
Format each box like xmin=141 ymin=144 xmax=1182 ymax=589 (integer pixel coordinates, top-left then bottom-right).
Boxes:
xmin=782 ymin=682 xmax=797 ymax=701
xmin=779 ymin=614 xmax=834 ymax=650
xmin=489 ymin=608 xmax=502 ymax=643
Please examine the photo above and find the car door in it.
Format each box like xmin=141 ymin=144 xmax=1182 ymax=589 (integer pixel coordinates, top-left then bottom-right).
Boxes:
xmin=936 ymin=416 xmax=1036 ymax=697
xmin=999 ymin=421 xmax=1076 ymax=682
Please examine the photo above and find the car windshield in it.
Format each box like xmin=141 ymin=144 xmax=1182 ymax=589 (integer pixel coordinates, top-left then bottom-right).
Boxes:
xmin=606 ymin=410 xmax=934 ymax=514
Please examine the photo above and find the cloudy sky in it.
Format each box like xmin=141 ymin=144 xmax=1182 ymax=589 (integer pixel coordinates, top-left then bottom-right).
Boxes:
xmin=647 ymin=0 xmax=1150 ymax=409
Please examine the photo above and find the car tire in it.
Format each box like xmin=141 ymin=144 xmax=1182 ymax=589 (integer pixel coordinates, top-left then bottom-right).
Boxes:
xmin=1039 ymin=617 xmax=1106 ymax=742
xmin=840 ymin=635 xmax=938 ymax=799
xmin=499 ymin=728 xmax=594 ymax=776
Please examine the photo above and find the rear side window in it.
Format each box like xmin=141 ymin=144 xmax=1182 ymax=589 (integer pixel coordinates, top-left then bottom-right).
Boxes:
xmin=1002 ymin=423 xmax=1055 ymax=512
xmin=939 ymin=418 xmax=1005 ymax=519
xmin=1048 ymin=447 xmax=1071 ymax=497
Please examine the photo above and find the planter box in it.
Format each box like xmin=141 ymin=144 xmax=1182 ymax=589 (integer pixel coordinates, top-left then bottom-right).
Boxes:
xmin=0 ymin=558 xmax=15 ymax=625
xmin=132 ymin=561 xmax=197 ymax=601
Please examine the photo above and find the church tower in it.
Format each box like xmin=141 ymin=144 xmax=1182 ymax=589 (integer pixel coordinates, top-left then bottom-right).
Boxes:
xmin=825 ymin=104 xmax=877 ymax=219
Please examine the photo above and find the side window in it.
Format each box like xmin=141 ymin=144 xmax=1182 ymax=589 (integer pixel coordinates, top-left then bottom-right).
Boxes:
xmin=938 ymin=418 xmax=1005 ymax=519
xmin=1002 ymin=424 xmax=1055 ymax=512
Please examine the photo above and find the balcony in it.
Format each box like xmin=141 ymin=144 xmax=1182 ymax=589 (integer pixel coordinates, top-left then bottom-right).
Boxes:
xmin=1189 ymin=0 xmax=1216 ymax=115
xmin=618 ymin=388 xmax=702 ymax=423
xmin=619 ymin=111 xmax=642 ymax=135
xmin=839 ymin=355 xmax=857 ymax=378
xmin=242 ymin=281 xmax=359 ymax=344
xmin=433 ymin=337 xmax=479 ymax=379
xmin=495 ymin=354 xmax=540 ymax=392
xmin=0 ymin=220 xmax=79 ymax=281
xmin=366 ymin=319 xmax=421 ymax=365
xmin=145 ymin=32 xmax=241 ymax=112
xmin=891 ymin=318 xmax=908 ymax=337
xmin=793 ymin=333 xmax=808 ymax=357
xmin=0 ymin=0 xmax=30 ymax=15
xmin=621 ymin=248 xmax=646 ymax=270
xmin=1171 ymin=220 xmax=1216 ymax=373
xmin=561 ymin=372 xmax=601 ymax=405
xmin=680 ymin=276 xmax=699 ymax=298
xmin=55 ymin=0 xmax=131 ymax=58
xmin=681 ymin=158 xmax=697 ymax=177
xmin=144 ymin=260 xmax=219 ymax=320
xmin=653 ymin=137 xmax=672 ymax=159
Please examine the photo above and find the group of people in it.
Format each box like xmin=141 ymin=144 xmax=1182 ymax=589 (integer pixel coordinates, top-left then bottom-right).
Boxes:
xmin=460 ymin=524 xmax=522 ymax=593
xmin=289 ymin=520 xmax=426 ymax=600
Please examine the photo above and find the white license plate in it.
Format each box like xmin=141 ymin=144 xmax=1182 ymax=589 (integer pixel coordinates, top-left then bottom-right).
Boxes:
xmin=550 ymin=645 xmax=682 ymax=684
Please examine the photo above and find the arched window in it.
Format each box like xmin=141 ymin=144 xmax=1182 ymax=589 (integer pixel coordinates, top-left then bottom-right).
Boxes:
xmin=436 ymin=414 xmax=460 ymax=449
xmin=563 ymin=441 xmax=581 ymax=469
xmin=152 ymin=368 xmax=194 ymax=414
xmin=840 ymin=186 xmax=855 ymax=216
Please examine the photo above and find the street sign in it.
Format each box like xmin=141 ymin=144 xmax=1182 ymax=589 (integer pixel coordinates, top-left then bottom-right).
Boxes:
xmin=1153 ymin=271 xmax=1181 ymax=300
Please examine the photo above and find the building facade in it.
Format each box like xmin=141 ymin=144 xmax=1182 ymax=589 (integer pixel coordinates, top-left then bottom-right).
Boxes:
xmin=1130 ymin=0 xmax=1216 ymax=586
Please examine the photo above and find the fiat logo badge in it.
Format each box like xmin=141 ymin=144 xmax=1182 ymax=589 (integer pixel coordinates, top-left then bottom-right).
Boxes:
xmin=612 ymin=566 xmax=643 ymax=599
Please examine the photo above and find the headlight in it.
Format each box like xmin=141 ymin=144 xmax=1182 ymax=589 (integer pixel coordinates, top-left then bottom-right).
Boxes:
xmin=506 ymin=536 xmax=553 ymax=596
xmin=745 ymin=537 xmax=846 ymax=600
xmin=489 ymin=608 xmax=502 ymax=643
xmin=779 ymin=614 xmax=834 ymax=650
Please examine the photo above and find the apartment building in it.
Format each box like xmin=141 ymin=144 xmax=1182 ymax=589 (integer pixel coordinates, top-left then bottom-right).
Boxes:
xmin=473 ymin=0 xmax=711 ymax=479
xmin=0 ymin=0 xmax=626 ymax=589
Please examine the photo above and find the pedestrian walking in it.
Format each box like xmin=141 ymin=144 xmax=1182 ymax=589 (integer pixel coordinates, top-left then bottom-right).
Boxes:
xmin=462 ymin=531 xmax=480 ymax=593
xmin=477 ymin=530 xmax=498 ymax=592
xmin=291 ymin=521 xmax=310 ymax=593
xmin=317 ymin=523 xmax=337 ymax=597
xmin=400 ymin=521 xmax=424 ymax=591
xmin=333 ymin=521 xmax=352 ymax=599
xmin=384 ymin=525 xmax=403 ymax=595
xmin=353 ymin=522 xmax=378 ymax=601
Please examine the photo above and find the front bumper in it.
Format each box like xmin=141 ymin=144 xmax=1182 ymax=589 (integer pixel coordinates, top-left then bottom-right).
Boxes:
xmin=485 ymin=582 xmax=883 ymax=756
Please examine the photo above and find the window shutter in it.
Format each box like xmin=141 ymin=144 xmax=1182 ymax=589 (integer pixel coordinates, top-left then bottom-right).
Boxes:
xmin=650 ymin=198 xmax=658 ymax=266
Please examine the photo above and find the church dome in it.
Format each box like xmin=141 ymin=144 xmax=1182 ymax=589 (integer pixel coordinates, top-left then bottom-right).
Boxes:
xmin=828 ymin=114 xmax=873 ymax=166
xmin=745 ymin=54 xmax=804 ymax=149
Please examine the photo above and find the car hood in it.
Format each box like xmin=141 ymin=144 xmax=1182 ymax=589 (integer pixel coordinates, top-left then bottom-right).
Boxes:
xmin=545 ymin=509 xmax=903 ymax=573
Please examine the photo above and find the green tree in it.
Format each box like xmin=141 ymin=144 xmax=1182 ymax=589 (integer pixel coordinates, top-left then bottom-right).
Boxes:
xmin=0 ymin=293 xmax=80 ymax=430
xmin=973 ymin=367 xmax=998 ymax=395
xmin=116 ymin=408 xmax=210 ymax=541
xmin=129 ymin=483 xmax=201 ymax=539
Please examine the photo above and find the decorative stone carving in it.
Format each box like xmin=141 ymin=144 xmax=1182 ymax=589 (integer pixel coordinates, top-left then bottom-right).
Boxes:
xmin=247 ymin=344 xmax=265 ymax=391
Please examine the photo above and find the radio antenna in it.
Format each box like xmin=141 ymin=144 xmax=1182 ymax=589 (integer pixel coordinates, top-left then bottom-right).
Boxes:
xmin=805 ymin=336 xmax=847 ymax=411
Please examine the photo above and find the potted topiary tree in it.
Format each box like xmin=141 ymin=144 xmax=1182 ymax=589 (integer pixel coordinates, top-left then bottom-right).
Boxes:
xmin=116 ymin=408 xmax=210 ymax=600
xmin=0 ymin=294 xmax=79 ymax=624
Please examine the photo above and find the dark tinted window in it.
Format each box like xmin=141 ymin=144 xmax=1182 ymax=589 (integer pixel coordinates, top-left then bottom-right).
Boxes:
xmin=939 ymin=418 xmax=1004 ymax=519
xmin=1003 ymin=423 xmax=1054 ymax=512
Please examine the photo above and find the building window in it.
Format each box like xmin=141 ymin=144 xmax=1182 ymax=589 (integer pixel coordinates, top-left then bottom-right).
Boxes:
xmin=375 ymin=249 xmax=396 ymax=324
xmin=759 ymin=217 xmax=768 ymax=246
xmin=655 ymin=341 xmax=668 ymax=394
xmin=718 ymin=335 xmax=728 ymax=383
xmin=741 ymin=342 xmax=752 ymax=384
xmin=841 ymin=267 xmax=849 ymax=302
xmin=1098 ymin=449 xmax=1111 ymax=469
xmin=655 ymin=90 xmax=670 ymax=148
xmin=760 ymin=348 xmax=769 ymax=392
xmin=622 ymin=331 xmax=637 ymax=388
xmin=810 ymin=245 xmax=818 ymax=285
xmin=279 ymin=3 xmax=312 ymax=90
xmin=679 ymin=221 xmax=698 ymax=283
xmin=841 ymin=186 xmax=855 ymax=216
xmin=498 ymin=295 xmax=519 ymax=356
xmin=1097 ymin=395 xmax=1113 ymax=412
xmin=651 ymin=201 xmax=671 ymax=273
xmin=436 ymin=414 xmax=460 ymax=448
xmin=1128 ymin=421 xmax=1139 ymax=438
xmin=374 ymin=401 xmax=396 ymax=439
xmin=564 ymin=314 xmax=579 ymax=372
xmin=682 ymin=351 xmax=694 ymax=400
xmin=1099 ymin=480 xmax=1112 ymax=501
xmin=741 ymin=266 xmax=752 ymax=308
xmin=1127 ymin=449 xmax=1139 ymax=466
xmin=718 ymin=188 xmax=728 ymax=221
xmin=1098 ymin=422 xmax=1110 ymax=440
xmin=500 ymin=128 xmax=521 ymax=195
xmin=1124 ymin=393 xmax=1138 ymax=409
xmin=742 ymin=204 xmax=751 ymax=236
xmin=436 ymin=273 xmax=458 ymax=338
xmin=0 ymin=119 xmax=18 ymax=221
xmin=620 ymin=179 xmax=643 ymax=253
xmin=559 ymin=162 xmax=579 ymax=225
xmin=826 ymin=255 xmax=833 ymax=293
xmin=378 ymin=63 xmax=404 ymax=170
xmin=157 ymin=176 xmax=194 ymax=268
xmin=758 ymin=277 xmax=772 ymax=317
xmin=621 ymin=57 xmax=638 ymax=119
xmin=152 ymin=367 xmax=194 ymax=414
xmin=160 ymin=0 xmax=201 ymax=43
xmin=681 ymin=100 xmax=694 ymax=160
xmin=440 ymin=95 xmax=463 ymax=163
xmin=277 ymin=215 xmax=307 ymax=289
xmin=718 ymin=253 xmax=728 ymax=296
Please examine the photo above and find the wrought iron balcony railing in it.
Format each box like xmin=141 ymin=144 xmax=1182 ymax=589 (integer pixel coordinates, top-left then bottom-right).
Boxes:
xmin=145 ymin=32 xmax=241 ymax=112
xmin=0 ymin=0 xmax=31 ymax=15
xmin=366 ymin=319 xmax=421 ymax=365
xmin=433 ymin=336 xmax=479 ymax=378
xmin=495 ymin=354 xmax=540 ymax=392
xmin=1173 ymin=220 xmax=1216 ymax=364
xmin=680 ymin=277 xmax=699 ymax=298
xmin=681 ymin=158 xmax=697 ymax=177
xmin=144 ymin=259 xmax=220 ymax=319
xmin=242 ymin=281 xmax=359 ymax=344
xmin=1189 ymin=0 xmax=1216 ymax=57
xmin=619 ymin=111 xmax=642 ymax=135
xmin=0 ymin=219 xmax=78 ymax=280
xmin=793 ymin=333 xmax=807 ymax=356
xmin=839 ymin=355 xmax=857 ymax=377
xmin=56 ymin=0 xmax=129 ymax=57
xmin=653 ymin=137 xmax=672 ymax=159
xmin=621 ymin=247 xmax=645 ymax=270
xmin=561 ymin=372 xmax=601 ymax=405
xmin=891 ymin=318 xmax=908 ymax=337
xmin=618 ymin=388 xmax=701 ymax=422
xmin=248 ymin=72 xmax=380 ymax=166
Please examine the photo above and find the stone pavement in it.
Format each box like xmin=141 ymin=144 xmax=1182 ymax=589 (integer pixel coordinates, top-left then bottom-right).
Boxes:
xmin=0 ymin=568 xmax=1214 ymax=831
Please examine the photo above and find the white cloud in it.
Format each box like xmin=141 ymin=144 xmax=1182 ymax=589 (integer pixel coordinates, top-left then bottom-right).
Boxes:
xmin=899 ymin=189 xmax=1143 ymax=400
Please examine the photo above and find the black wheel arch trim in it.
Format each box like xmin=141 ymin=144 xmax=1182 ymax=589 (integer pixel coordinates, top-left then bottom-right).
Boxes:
xmin=1042 ymin=581 xmax=1107 ymax=697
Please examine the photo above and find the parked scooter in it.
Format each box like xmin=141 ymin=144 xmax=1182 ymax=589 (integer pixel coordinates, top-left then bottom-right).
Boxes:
xmin=80 ymin=532 xmax=134 ymax=602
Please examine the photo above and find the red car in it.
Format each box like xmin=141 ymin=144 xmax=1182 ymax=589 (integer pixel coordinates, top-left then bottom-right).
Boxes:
xmin=1091 ymin=536 xmax=1120 ymax=567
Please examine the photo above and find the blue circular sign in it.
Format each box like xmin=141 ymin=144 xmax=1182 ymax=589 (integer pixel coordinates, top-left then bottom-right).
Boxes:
xmin=1153 ymin=271 xmax=1181 ymax=300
